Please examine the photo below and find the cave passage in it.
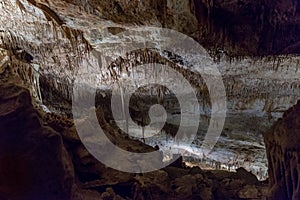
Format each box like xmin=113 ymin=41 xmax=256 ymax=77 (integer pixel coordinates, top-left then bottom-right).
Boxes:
xmin=1 ymin=0 xmax=300 ymax=199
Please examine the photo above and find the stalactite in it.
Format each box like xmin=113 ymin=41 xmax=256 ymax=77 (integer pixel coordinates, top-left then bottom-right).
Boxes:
xmin=113 ymin=84 xmax=128 ymax=134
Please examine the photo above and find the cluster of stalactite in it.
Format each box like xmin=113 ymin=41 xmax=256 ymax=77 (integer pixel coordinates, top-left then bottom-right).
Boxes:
xmin=218 ymin=55 xmax=300 ymax=73
xmin=1 ymin=0 xmax=299 ymax=121
xmin=0 ymin=0 xmax=92 ymax=87
xmin=0 ymin=0 xmax=101 ymax=115
xmin=225 ymin=78 xmax=300 ymax=97
xmin=102 ymin=48 xmax=300 ymax=119
xmin=0 ymin=27 xmax=90 ymax=79
xmin=44 ymin=0 xmax=300 ymax=55
xmin=39 ymin=74 xmax=73 ymax=108
xmin=0 ymin=49 xmax=42 ymax=103
xmin=106 ymin=48 xmax=212 ymax=106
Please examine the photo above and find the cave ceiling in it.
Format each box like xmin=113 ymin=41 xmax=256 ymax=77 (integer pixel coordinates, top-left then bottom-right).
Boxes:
xmin=16 ymin=0 xmax=300 ymax=56
xmin=0 ymin=0 xmax=299 ymax=108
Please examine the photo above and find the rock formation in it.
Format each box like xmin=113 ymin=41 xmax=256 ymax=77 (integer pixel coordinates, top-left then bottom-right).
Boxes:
xmin=0 ymin=0 xmax=300 ymax=199
xmin=264 ymin=101 xmax=300 ymax=200
xmin=0 ymin=83 xmax=73 ymax=200
xmin=0 ymin=81 xmax=271 ymax=200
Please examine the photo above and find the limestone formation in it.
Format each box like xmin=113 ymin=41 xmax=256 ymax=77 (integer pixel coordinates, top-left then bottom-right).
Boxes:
xmin=264 ymin=101 xmax=300 ymax=200
xmin=0 ymin=84 xmax=75 ymax=200
xmin=0 ymin=82 xmax=271 ymax=199
xmin=0 ymin=0 xmax=300 ymax=199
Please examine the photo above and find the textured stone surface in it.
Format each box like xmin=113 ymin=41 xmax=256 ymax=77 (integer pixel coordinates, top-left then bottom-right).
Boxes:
xmin=2 ymin=0 xmax=300 ymax=181
xmin=0 ymin=84 xmax=75 ymax=200
xmin=0 ymin=0 xmax=300 ymax=199
xmin=0 ymin=82 xmax=270 ymax=200
xmin=264 ymin=101 xmax=300 ymax=200
xmin=18 ymin=0 xmax=300 ymax=56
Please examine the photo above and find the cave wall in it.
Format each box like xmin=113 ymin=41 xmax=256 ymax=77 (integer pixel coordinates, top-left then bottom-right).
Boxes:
xmin=1 ymin=1 xmax=300 ymax=198
xmin=1 ymin=0 xmax=300 ymax=117
xmin=1 ymin=0 xmax=300 ymax=179
xmin=264 ymin=101 xmax=300 ymax=200
xmin=0 ymin=81 xmax=271 ymax=200
xmin=0 ymin=84 xmax=75 ymax=200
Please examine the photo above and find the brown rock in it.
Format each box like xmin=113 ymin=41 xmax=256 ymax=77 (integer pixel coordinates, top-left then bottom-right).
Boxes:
xmin=238 ymin=185 xmax=259 ymax=199
xmin=264 ymin=101 xmax=300 ymax=200
xmin=235 ymin=167 xmax=259 ymax=185
xmin=0 ymin=84 xmax=75 ymax=200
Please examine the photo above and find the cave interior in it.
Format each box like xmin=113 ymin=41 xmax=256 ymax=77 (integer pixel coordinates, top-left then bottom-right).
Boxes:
xmin=0 ymin=0 xmax=300 ymax=199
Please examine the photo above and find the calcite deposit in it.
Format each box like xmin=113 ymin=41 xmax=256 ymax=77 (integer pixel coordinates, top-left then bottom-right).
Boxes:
xmin=0 ymin=0 xmax=300 ymax=199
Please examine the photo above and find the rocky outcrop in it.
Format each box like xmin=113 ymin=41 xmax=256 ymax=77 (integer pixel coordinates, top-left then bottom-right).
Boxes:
xmin=0 ymin=83 xmax=74 ymax=200
xmin=264 ymin=101 xmax=300 ymax=200
xmin=0 ymin=83 xmax=104 ymax=200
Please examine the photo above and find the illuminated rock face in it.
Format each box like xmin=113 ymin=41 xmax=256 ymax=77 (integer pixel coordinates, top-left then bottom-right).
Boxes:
xmin=0 ymin=0 xmax=300 ymax=199
xmin=264 ymin=101 xmax=300 ymax=200
xmin=16 ymin=0 xmax=300 ymax=56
